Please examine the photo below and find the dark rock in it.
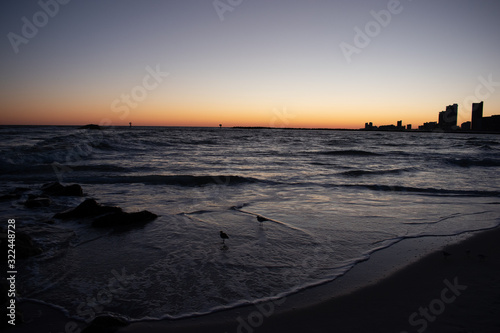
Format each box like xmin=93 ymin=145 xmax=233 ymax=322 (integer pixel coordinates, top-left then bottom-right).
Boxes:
xmin=42 ymin=182 xmax=84 ymax=196
xmin=16 ymin=231 xmax=43 ymax=259
xmin=79 ymin=124 xmax=101 ymax=130
xmin=54 ymin=199 xmax=122 ymax=219
xmin=92 ymin=210 xmax=158 ymax=228
xmin=41 ymin=181 xmax=64 ymax=193
xmin=53 ymin=198 xmax=157 ymax=230
xmin=63 ymin=184 xmax=84 ymax=196
xmin=24 ymin=195 xmax=51 ymax=208
xmin=82 ymin=315 xmax=128 ymax=333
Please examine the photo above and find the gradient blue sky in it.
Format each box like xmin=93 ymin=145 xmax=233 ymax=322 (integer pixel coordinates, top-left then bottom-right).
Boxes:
xmin=1 ymin=0 xmax=499 ymax=128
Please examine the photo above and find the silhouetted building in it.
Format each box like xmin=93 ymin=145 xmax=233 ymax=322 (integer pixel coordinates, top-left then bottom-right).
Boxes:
xmin=438 ymin=104 xmax=458 ymax=130
xmin=482 ymin=115 xmax=500 ymax=132
xmin=461 ymin=121 xmax=471 ymax=130
xmin=365 ymin=122 xmax=376 ymax=130
xmin=362 ymin=101 xmax=498 ymax=133
xmin=419 ymin=122 xmax=438 ymax=131
xmin=375 ymin=120 xmax=406 ymax=131
xmin=471 ymin=101 xmax=483 ymax=131
xmin=378 ymin=124 xmax=397 ymax=131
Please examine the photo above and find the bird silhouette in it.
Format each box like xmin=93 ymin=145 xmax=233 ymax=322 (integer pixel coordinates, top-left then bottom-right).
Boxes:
xmin=220 ymin=231 xmax=229 ymax=244
xmin=442 ymin=251 xmax=452 ymax=259
xmin=256 ymin=216 xmax=268 ymax=222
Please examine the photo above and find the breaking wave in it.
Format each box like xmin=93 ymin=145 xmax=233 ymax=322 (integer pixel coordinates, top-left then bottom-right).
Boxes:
xmin=446 ymin=158 xmax=500 ymax=167
xmin=340 ymin=168 xmax=412 ymax=177
xmin=82 ymin=174 xmax=264 ymax=186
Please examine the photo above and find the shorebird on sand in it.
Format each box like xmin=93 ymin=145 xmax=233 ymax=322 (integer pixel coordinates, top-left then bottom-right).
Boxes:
xmin=256 ymin=216 xmax=268 ymax=222
xmin=220 ymin=231 xmax=229 ymax=244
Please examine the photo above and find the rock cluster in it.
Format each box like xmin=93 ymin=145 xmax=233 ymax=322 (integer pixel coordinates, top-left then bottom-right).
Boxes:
xmin=54 ymin=199 xmax=121 ymax=219
xmin=54 ymin=198 xmax=158 ymax=228
xmin=41 ymin=182 xmax=84 ymax=196
xmin=0 ymin=182 xmax=157 ymax=263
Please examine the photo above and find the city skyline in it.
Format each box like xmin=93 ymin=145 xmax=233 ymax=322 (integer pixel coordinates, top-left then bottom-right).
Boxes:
xmin=365 ymin=100 xmax=500 ymax=132
xmin=1 ymin=1 xmax=500 ymax=128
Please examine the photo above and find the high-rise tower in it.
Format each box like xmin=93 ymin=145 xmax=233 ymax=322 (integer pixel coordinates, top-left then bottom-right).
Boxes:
xmin=439 ymin=104 xmax=458 ymax=130
xmin=471 ymin=101 xmax=484 ymax=131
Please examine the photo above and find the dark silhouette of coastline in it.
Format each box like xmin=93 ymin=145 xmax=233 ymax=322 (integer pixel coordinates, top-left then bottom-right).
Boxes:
xmin=232 ymin=127 xmax=360 ymax=131
xmin=231 ymin=126 xmax=500 ymax=134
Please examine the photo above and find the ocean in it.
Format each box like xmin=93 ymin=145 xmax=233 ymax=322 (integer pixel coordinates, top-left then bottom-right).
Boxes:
xmin=1 ymin=125 xmax=499 ymax=322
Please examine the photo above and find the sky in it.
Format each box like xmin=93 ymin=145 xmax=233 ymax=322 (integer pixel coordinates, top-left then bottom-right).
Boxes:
xmin=1 ymin=0 xmax=499 ymax=128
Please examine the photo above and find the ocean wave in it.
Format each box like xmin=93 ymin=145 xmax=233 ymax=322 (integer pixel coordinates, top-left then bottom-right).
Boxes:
xmin=309 ymin=150 xmax=381 ymax=157
xmin=465 ymin=138 xmax=500 ymax=146
xmin=0 ymin=163 xmax=53 ymax=176
xmin=82 ymin=175 xmax=263 ymax=186
xmin=28 ymin=132 xmax=115 ymax=152
xmin=343 ymin=184 xmax=500 ymax=197
xmin=325 ymin=139 xmax=352 ymax=147
xmin=340 ymin=168 xmax=412 ymax=177
xmin=155 ymin=139 xmax=219 ymax=146
xmin=185 ymin=139 xmax=218 ymax=145
xmin=309 ymin=162 xmax=338 ymax=167
xmin=0 ymin=133 xmax=116 ymax=170
xmin=446 ymin=158 xmax=500 ymax=167
xmin=68 ymin=164 xmax=131 ymax=172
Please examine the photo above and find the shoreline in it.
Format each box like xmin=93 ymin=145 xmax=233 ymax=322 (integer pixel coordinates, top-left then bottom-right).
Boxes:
xmin=116 ymin=226 xmax=500 ymax=333
xmin=9 ymin=225 xmax=499 ymax=332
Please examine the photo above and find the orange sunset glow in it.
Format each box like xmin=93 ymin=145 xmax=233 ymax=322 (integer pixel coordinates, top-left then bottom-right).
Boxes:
xmin=1 ymin=1 xmax=499 ymax=128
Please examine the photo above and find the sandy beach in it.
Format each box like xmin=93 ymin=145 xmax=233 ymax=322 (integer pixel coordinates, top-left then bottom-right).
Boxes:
xmin=11 ymin=225 xmax=499 ymax=333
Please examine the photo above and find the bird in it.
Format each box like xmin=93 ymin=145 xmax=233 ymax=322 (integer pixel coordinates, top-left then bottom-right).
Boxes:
xmin=220 ymin=231 xmax=229 ymax=244
xmin=256 ymin=216 xmax=268 ymax=222
xmin=442 ymin=251 xmax=452 ymax=259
